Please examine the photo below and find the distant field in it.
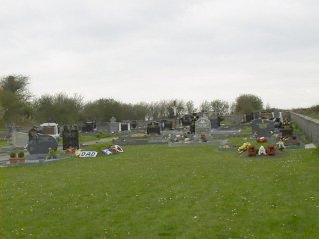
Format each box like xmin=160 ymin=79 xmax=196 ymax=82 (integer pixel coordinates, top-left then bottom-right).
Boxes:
xmin=1 ymin=145 xmax=318 ymax=238
xmin=307 ymin=113 xmax=319 ymax=120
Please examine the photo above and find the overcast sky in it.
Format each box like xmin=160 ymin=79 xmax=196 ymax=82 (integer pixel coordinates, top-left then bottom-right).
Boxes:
xmin=1 ymin=0 xmax=318 ymax=109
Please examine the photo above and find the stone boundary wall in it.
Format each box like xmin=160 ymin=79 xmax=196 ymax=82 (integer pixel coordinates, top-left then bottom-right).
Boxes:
xmin=291 ymin=112 xmax=319 ymax=146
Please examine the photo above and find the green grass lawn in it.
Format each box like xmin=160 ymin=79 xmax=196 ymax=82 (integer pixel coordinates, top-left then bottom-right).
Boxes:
xmin=1 ymin=145 xmax=318 ymax=239
xmin=80 ymin=133 xmax=114 ymax=143
xmin=307 ymin=113 xmax=319 ymax=120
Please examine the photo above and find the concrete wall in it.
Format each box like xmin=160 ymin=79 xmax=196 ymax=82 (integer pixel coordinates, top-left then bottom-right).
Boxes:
xmin=291 ymin=112 xmax=319 ymax=146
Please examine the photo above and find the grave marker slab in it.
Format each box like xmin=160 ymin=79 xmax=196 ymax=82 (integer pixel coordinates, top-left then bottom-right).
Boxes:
xmin=251 ymin=119 xmax=275 ymax=138
xmin=12 ymin=131 xmax=28 ymax=148
xmin=195 ymin=116 xmax=211 ymax=138
xmin=27 ymin=134 xmax=58 ymax=154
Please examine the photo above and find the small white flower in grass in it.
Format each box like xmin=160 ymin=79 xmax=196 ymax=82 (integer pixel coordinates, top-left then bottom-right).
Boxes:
xmin=193 ymin=216 xmax=198 ymax=219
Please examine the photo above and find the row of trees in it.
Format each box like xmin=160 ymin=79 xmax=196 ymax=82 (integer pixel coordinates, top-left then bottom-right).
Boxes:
xmin=0 ymin=75 xmax=263 ymax=127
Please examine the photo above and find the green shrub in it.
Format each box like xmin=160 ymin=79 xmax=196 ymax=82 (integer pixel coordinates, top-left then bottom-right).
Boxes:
xmin=10 ymin=152 xmax=16 ymax=158
xmin=17 ymin=151 xmax=25 ymax=158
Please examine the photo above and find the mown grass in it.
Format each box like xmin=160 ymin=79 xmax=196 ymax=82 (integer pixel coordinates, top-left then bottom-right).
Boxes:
xmin=240 ymin=125 xmax=252 ymax=134
xmin=0 ymin=145 xmax=318 ymax=239
xmin=306 ymin=113 xmax=319 ymax=120
xmin=80 ymin=132 xmax=113 ymax=143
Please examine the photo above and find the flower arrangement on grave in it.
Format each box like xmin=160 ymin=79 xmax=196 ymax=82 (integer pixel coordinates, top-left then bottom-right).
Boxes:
xmin=101 ymin=145 xmax=124 ymax=155
xmin=17 ymin=151 xmax=25 ymax=163
xmin=257 ymin=137 xmax=267 ymax=143
xmin=9 ymin=152 xmax=17 ymax=164
xmin=65 ymin=146 xmax=76 ymax=155
xmin=247 ymin=145 xmax=257 ymax=156
xmin=75 ymin=149 xmax=82 ymax=157
xmin=266 ymin=145 xmax=276 ymax=156
xmin=258 ymin=146 xmax=267 ymax=156
xmin=276 ymin=139 xmax=285 ymax=151
xmin=238 ymin=142 xmax=251 ymax=153
xmin=110 ymin=145 xmax=124 ymax=154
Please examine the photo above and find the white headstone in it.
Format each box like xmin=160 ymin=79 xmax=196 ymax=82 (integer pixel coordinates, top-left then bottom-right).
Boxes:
xmin=12 ymin=132 xmax=28 ymax=148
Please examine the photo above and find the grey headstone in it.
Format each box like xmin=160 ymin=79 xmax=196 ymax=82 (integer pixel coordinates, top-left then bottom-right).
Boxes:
xmin=210 ymin=118 xmax=220 ymax=129
xmin=109 ymin=117 xmax=119 ymax=133
xmin=195 ymin=116 xmax=211 ymax=138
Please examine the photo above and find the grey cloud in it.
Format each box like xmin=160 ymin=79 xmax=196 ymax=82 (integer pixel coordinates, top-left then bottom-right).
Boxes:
xmin=1 ymin=0 xmax=318 ymax=108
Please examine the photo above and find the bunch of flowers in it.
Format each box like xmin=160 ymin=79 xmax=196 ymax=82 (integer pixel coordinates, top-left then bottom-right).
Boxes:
xmin=238 ymin=142 xmax=251 ymax=153
xmin=247 ymin=145 xmax=257 ymax=156
xmin=257 ymin=137 xmax=268 ymax=143
xmin=266 ymin=145 xmax=276 ymax=156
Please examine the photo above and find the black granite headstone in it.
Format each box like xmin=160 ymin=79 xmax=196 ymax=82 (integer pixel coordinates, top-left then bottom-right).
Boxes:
xmin=62 ymin=126 xmax=79 ymax=150
xmin=147 ymin=122 xmax=160 ymax=135
xmin=27 ymin=134 xmax=58 ymax=154
xmin=251 ymin=119 xmax=275 ymax=138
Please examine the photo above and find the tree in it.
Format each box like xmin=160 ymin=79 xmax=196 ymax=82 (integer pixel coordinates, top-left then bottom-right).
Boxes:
xmin=185 ymin=100 xmax=196 ymax=114
xmin=199 ymin=100 xmax=211 ymax=113
xmin=210 ymin=100 xmax=229 ymax=116
xmin=0 ymin=75 xmax=32 ymax=125
xmin=81 ymin=98 xmax=148 ymax=122
xmin=33 ymin=93 xmax=83 ymax=124
xmin=235 ymin=94 xmax=263 ymax=114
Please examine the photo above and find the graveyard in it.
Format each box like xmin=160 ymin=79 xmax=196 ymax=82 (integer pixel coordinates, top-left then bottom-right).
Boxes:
xmin=1 ymin=144 xmax=318 ymax=238
xmin=0 ymin=110 xmax=319 ymax=238
xmin=2 ymin=1 xmax=319 ymax=237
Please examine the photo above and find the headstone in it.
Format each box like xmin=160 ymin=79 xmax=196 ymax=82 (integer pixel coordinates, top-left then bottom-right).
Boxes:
xmin=195 ymin=116 xmax=211 ymax=138
xmin=82 ymin=121 xmax=96 ymax=132
xmin=39 ymin=123 xmax=60 ymax=140
xmin=27 ymin=134 xmax=58 ymax=154
xmin=244 ymin=113 xmax=254 ymax=122
xmin=280 ymin=119 xmax=293 ymax=137
xmin=62 ymin=126 xmax=79 ymax=150
xmin=181 ymin=114 xmax=193 ymax=126
xmin=210 ymin=118 xmax=221 ymax=129
xmin=96 ymin=122 xmax=109 ymax=133
xmin=12 ymin=131 xmax=28 ymax=148
xmin=251 ymin=119 xmax=275 ymax=138
xmin=131 ymin=120 xmax=137 ymax=129
xmin=109 ymin=117 xmax=119 ymax=133
xmin=160 ymin=119 xmax=173 ymax=130
xmin=120 ymin=122 xmax=130 ymax=131
xmin=146 ymin=122 xmax=161 ymax=135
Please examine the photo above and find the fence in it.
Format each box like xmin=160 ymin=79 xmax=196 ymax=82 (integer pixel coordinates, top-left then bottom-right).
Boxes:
xmin=291 ymin=112 xmax=319 ymax=147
